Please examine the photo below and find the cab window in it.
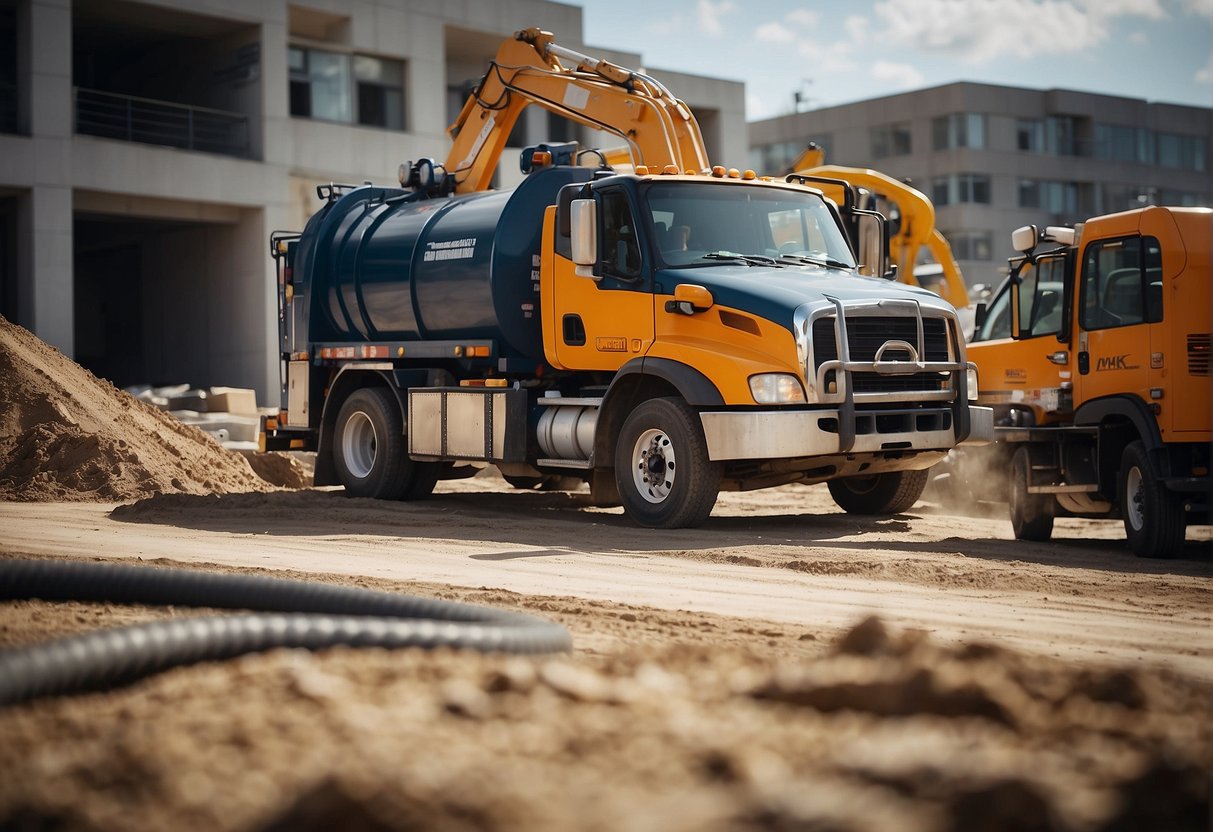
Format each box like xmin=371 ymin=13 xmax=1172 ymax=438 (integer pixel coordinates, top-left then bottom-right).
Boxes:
xmin=1079 ymin=236 xmax=1162 ymax=331
xmin=599 ymin=190 xmax=642 ymax=281
xmin=973 ymin=255 xmax=1066 ymax=342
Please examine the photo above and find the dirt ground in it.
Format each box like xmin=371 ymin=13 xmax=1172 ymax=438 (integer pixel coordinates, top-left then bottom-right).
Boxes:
xmin=1 ymin=314 xmax=1211 ymax=830
xmin=1 ymin=475 xmax=1210 ymax=832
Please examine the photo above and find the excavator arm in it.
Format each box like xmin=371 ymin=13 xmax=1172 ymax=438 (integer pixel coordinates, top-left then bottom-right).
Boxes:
xmin=788 ymin=147 xmax=970 ymax=309
xmin=443 ymin=28 xmax=708 ymax=193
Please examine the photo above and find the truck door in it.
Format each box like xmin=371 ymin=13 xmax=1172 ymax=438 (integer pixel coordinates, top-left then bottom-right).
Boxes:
xmin=1073 ymin=235 xmax=1158 ymax=409
xmin=968 ymin=254 xmax=1069 ymax=423
xmin=551 ymin=187 xmax=655 ymax=370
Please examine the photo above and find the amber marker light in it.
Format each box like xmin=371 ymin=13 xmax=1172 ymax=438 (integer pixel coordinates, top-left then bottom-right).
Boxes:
xmin=711 ymin=165 xmax=726 ymax=177
xmin=663 ymin=164 xmax=679 ymax=175
xmin=727 ymin=168 xmax=740 ymax=178
xmin=635 ymin=165 xmax=650 ymax=175
xmin=742 ymin=169 xmax=757 ymax=180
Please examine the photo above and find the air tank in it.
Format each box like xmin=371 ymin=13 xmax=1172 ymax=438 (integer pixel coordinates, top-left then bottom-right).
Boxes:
xmin=298 ymin=165 xmax=593 ymax=360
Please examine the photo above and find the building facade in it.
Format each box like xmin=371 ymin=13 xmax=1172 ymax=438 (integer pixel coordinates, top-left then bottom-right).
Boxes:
xmin=0 ymin=0 xmax=746 ymax=400
xmin=750 ymin=83 xmax=1213 ymax=292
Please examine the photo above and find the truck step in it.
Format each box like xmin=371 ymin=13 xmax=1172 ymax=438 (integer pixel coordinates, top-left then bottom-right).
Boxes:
xmin=536 ymin=458 xmax=593 ymax=470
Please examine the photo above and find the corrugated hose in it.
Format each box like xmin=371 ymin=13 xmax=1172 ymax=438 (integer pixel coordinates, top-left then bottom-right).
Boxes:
xmin=0 ymin=558 xmax=572 ymax=707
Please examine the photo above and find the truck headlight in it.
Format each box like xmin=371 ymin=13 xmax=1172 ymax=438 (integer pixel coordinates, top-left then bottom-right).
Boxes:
xmin=749 ymin=373 xmax=806 ymax=404
xmin=966 ymin=364 xmax=979 ymax=401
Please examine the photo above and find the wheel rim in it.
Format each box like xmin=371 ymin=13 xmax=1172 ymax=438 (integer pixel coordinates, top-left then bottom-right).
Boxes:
xmin=1125 ymin=464 xmax=1145 ymax=531
xmin=342 ymin=411 xmax=378 ymax=479
xmin=630 ymin=428 xmax=676 ymax=504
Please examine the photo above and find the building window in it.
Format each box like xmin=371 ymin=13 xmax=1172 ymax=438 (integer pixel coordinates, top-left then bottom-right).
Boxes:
xmin=290 ymin=46 xmax=404 ymax=130
xmin=1095 ymin=123 xmax=1152 ymax=164
xmin=749 ymin=139 xmax=827 ymax=175
xmin=1156 ymin=132 xmax=1206 ymax=171
xmin=1016 ymin=119 xmax=1043 ymax=152
xmin=1017 ymin=116 xmax=1084 ymax=155
xmin=1019 ymin=179 xmax=1081 ymax=214
xmin=931 ymin=173 xmax=990 ymax=206
xmin=871 ymin=123 xmax=911 ymax=159
xmin=932 ymin=113 xmax=985 ymax=150
xmin=942 ymin=230 xmax=993 ymax=261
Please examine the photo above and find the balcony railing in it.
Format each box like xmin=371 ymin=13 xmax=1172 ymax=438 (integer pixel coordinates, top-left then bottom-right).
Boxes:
xmin=75 ymin=87 xmax=250 ymax=158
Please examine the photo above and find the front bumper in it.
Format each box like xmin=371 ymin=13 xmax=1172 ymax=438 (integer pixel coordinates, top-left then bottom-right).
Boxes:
xmin=700 ymin=405 xmax=994 ymax=461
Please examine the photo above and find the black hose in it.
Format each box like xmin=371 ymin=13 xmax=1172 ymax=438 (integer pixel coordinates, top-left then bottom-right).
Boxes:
xmin=0 ymin=559 xmax=572 ymax=707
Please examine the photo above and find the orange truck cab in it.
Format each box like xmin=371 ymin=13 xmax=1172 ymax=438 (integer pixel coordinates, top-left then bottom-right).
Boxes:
xmin=964 ymin=206 xmax=1211 ymax=557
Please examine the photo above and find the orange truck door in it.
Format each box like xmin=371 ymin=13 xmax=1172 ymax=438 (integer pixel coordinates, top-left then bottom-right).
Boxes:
xmin=1073 ymin=234 xmax=1157 ymax=409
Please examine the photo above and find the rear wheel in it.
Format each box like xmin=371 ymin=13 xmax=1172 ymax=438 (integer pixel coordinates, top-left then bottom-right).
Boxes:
xmin=334 ymin=388 xmax=434 ymax=501
xmin=827 ymin=469 xmax=928 ymax=515
xmin=334 ymin=388 xmax=408 ymax=499
xmin=1009 ymin=446 xmax=1054 ymax=541
xmin=1120 ymin=441 xmax=1184 ymax=558
xmin=615 ymin=398 xmax=720 ymax=528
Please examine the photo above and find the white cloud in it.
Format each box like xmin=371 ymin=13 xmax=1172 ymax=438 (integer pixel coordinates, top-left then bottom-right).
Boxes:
xmin=1184 ymin=0 xmax=1213 ymax=19
xmin=697 ymin=0 xmax=735 ymax=36
xmin=1127 ymin=30 xmax=1149 ymax=44
xmin=869 ymin=0 xmax=1168 ymax=63
xmin=798 ymin=40 xmax=858 ymax=73
xmin=755 ymin=21 xmax=795 ymax=43
xmin=786 ymin=9 xmax=819 ymax=27
xmin=1196 ymin=51 xmax=1213 ymax=83
xmin=871 ymin=60 xmax=926 ymax=89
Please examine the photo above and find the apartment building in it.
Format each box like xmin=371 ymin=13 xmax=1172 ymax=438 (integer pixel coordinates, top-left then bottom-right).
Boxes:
xmin=750 ymin=83 xmax=1213 ymax=291
xmin=0 ymin=0 xmax=745 ymax=399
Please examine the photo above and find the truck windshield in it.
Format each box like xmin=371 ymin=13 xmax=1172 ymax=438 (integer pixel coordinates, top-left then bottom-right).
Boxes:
xmin=643 ymin=181 xmax=856 ymax=270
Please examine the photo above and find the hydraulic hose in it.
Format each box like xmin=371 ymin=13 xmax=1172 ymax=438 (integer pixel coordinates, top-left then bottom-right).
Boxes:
xmin=0 ymin=559 xmax=572 ymax=707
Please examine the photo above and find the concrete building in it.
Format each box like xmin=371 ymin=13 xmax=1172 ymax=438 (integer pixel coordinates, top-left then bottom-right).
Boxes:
xmin=0 ymin=0 xmax=745 ymax=400
xmin=750 ymin=83 xmax=1213 ymax=291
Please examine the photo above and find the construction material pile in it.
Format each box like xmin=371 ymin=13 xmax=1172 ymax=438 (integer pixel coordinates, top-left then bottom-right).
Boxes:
xmin=0 ymin=316 xmax=272 ymax=502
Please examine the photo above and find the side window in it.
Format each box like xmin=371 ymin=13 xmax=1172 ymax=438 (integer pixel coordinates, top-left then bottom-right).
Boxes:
xmin=1080 ymin=236 xmax=1162 ymax=331
xmin=974 ymin=282 xmax=1012 ymax=342
xmin=1020 ymin=255 xmax=1065 ymax=338
xmin=599 ymin=190 xmax=642 ymax=280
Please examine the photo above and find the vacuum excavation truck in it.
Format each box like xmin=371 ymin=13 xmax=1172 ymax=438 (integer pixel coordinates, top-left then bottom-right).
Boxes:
xmin=261 ymin=29 xmax=992 ymax=528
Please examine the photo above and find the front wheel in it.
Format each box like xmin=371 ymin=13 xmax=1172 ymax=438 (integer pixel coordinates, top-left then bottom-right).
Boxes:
xmin=614 ymin=398 xmax=720 ymax=528
xmin=827 ymin=469 xmax=929 ymax=515
xmin=1120 ymin=441 xmax=1184 ymax=558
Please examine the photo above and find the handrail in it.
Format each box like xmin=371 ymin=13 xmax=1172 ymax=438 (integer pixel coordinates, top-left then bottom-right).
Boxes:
xmin=74 ymin=86 xmax=251 ymax=158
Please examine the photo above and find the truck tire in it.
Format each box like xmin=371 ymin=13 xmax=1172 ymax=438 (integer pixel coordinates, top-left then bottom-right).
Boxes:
xmin=615 ymin=397 xmax=720 ymax=528
xmin=827 ymin=469 xmax=928 ymax=515
xmin=1119 ymin=441 xmax=1184 ymax=558
xmin=1009 ymin=447 xmax=1054 ymax=541
xmin=334 ymin=388 xmax=408 ymax=500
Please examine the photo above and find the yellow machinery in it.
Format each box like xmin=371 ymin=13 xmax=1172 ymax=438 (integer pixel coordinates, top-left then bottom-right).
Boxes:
xmin=435 ymin=28 xmax=708 ymax=194
xmin=786 ymin=145 xmax=971 ymax=310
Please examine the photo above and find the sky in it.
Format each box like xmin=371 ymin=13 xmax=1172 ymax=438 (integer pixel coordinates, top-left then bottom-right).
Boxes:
xmin=576 ymin=0 xmax=1213 ymax=121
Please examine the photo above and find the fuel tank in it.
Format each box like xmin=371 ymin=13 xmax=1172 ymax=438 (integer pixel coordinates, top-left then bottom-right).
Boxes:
xmin=295 ymin=165 xmax=593 ymax=359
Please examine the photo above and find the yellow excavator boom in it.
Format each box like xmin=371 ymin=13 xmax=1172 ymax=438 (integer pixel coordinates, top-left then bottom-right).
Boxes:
xmin=444 ymin=28 xmax=709 ymax=193
xmin=787 ymin=147 xmax=970 ymax=309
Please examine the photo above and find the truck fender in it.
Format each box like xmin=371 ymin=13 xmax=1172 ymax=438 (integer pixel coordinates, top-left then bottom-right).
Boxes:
xmin=314 ymin=366 xmax=404 ymax=487
xmin=593 ymin=357 xmax=725 ymax=470
xmin=1074 ymin=394 xmax=1163 ymax=496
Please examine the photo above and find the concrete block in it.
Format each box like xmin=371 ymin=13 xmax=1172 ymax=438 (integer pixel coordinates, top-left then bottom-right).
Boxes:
xmin=207 ymin=386 xmax=258 ymax=415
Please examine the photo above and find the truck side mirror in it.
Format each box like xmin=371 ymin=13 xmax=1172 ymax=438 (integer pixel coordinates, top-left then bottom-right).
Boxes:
xmin=570 ymin=199 xmax=597 ymax=277
xmin=854 ymin=211 xmax=889 ymax=279
xmin=1011 ymin=225 xmax=1038 ymax=254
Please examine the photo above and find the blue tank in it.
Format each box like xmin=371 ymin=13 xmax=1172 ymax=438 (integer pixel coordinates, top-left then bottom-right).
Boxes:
xmin=295 ymin=165 xmax=593 ymax=360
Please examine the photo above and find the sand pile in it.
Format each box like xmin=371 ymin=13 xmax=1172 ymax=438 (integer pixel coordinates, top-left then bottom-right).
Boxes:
xmin=0 ymin=316 xmax=271 ymax=502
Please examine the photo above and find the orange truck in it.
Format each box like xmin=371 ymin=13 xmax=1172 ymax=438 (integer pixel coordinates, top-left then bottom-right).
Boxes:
xmin=963 ymin=206 xmax=1211 ymax=556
